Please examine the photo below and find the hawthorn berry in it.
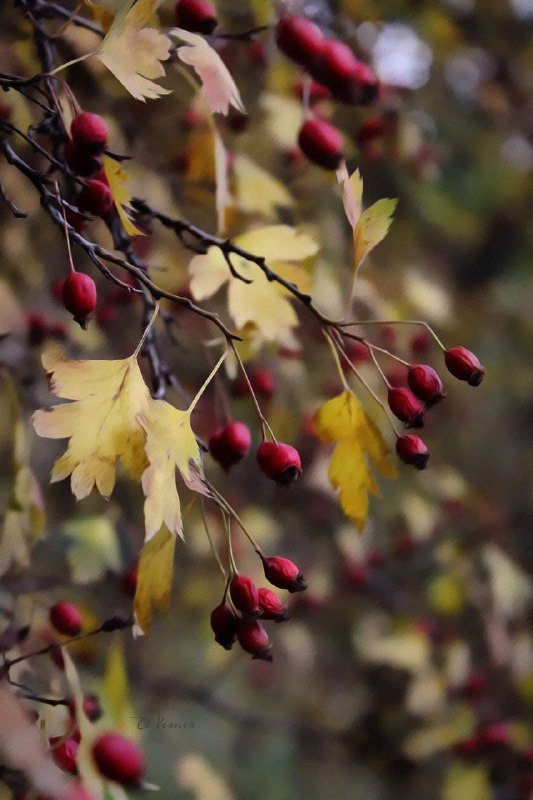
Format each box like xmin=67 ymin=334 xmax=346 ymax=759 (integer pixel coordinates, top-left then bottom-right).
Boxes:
xmin=407 ymin=364 xmax=444 ymax=406
xmin=68 ymin=694 xmax=102 ymax=723
xmin=298 ymin=119 xmax=344 ymax=170
xmin=175 ymin=0 xmax=218 ymax=34
xmin=315 ymin=40 xmax=360 ymax=97
xmin=208 ymin=421 xmax=251 ymax=471
xmin=355 ymin=117 xmax=386 ymax=146
xmin=70 ymin=112 xmax=108 ymax=154
xmin=444 ymin=346 xmax=485 ymax=386
xmin=50 ymin=737 xmax=78 ymax=775
xmin=396 ymin=434 xmax=429 ymax=470
xmin=387 ymin=387 xmax=425 ymax=428
xmin=49 ymin=601 xmax=83 ymax=637
xmin=479 ymin=722 xmax=512 ymax=749
xmin=256 ymin=441 xmax=302 ymax=486
xmin=210 ymin=602 xmax=238 ymax=649
xmin=453 ymin=734 xmax=482 ymax=759
xmin=261 ymin=555 xmax=307 ymax=593
xmin=26 ymin=312 xmax=48 ymax=346
xmin=65 ymin=786 xmax=96 ymax=800
xmin=120 ymin=564 xmax=138 ymax=597
xmin=78 ymin=179 xmax=113 ymax=218
xmin=275 ymin=17 xmax=325 ymax=71
xmin=295 ymin=79 xmax=331 ymax=103
xmin=62 ymin=272 xmax=97 ymax=328
xmin=91 ymin=732 xmax=145 ymax=787
xmin=258 ymin=588 xmax=289 ymax=622
xmin=229 ymin=574 xmax=260 ymax=617
xmin=64 ymin=139 xmax=101 ymax=177
xmin=237 ymin=619 xmax=272 ymax=661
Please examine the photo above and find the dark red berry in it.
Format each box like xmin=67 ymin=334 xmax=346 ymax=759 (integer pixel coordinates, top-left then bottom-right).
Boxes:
xmin=121 ymin=564 xmax=138 ymax=597
xmin=65 ymin=785 xmax=96 ymax=800
xmin=209 ymin=421 xmax=251 ymax=471
xmin=454 ymin=734 xmax=482 ymax=759
xmin=27 ymin=312 xmax=48 ymax=346
xmin=261 ymin=555 xmax=307 ymax=593
xmin=70 ymin=112 xmax=108 ymax=154
xmin=396 ymin=434 xmax=429 ymax=470
xmin=62 ymin=272 xmax=97 ymax=328
xmin=355 ymin=117 xmax=386 ymax=146
xmin=298 ymin=119 xmax=344 ymax=170
xmin=227 ymin=110 xmax=249 ymax=134
xmin=210 ymin=602 xmax=238 ymax=649
xmin=407 ymin=364 xmax=444 ymax=406
xmin=387 ymin=387 xmax=424 ymax=428
xmin=462 ymin=670 xmax=487 ymax=697
xmin=295 ymin=79 xmax=331 ymax=103
xmin=250 ymin=369 xmax=275 ymax=397
xmin=50 ymin=737 xmax=78 ymax=775
xmin=344 ymin=560 xmax=370 ymax=590
xmin=229 ymin=575 xmax=260 ymax=617
xmin=350 ymin=61 xmax=380 ymax=105
xmin=276 ymin=17 xmax=325 ymax=71
xmin=410 ymin=329 xmax=431 ymax=357
xmin=64 ymin=139 xmax=101 ymax=177
xmin=49 ymin=601 xmax=83 ymax=637
xmin=344 ymin=340 xmax=371 ymax=366
xmin=256 ymin=441 xmax=302 ymax=486
xmin=314 ymin=39 xmax=358 ymax=91
xmin=0 ymin=103 xmax=11 ymax=120
xmin=68 ymin=694 xmax=102 ymax=723
xmin=258 ymin=588 xmax=289 ymax=622
xmin=91 ymin=732 xmax=145 ymax=787
xmin=237 ymin=619 xmax=272 ymax=661
xmin=78 ymin=179 xmax=113 ymax=218
xmin=479 ymin=723 xmax=511 ymax=749
xmin=64 ymin=206 xmax=86 ymax=234
xmin=444 ymin=346 xmax=485 ymax=387
xmin=175 ymin=0 xmax=218 ymax=34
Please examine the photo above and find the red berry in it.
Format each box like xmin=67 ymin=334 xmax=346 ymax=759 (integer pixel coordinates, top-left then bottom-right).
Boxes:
xmin=91 ymin=732 xmax=145 ymax=787
xmin=121 ymin=565 xmax=138 ymax=597
xmin=256 ymin=441 xmax=302 ymax=486
xmin=96 ymin=304 xmax=117 ymax=328
xmin=387 ymin=387 xmax=424 ymax=428
xmin=227 ymin=110 xmax=249 ymax=134
xmin=78 ymin=179 xmax=113 ymax=218
xmin=355 ymin=117 xmax=386 ymax=146
xmin=298 ymin=118 xmax=344 ymax=170
xmin=210 ymin=602 xmax=238 ymax=650
xmin=295 ymin=79 xmax=331 ymax=103
xmin=396 ymin=434 xmax=429 ymax=470
xmin=344 ymin=340 xmax=371 ymax=366
xmin=64 ymin=139 xmax=102 ymax=177
xmin=65 ymin=786 xmax=96 ymax=800
xmin=49 ymin=601 xmax=83 ymax=637
xmin=407 ymin=364 xmax=444 ymax=406
xmin=229 ymin=575 xmax=260 ymax=617
xmin=50 ymin=737 xmax=78 ymax=775
xmin=444 ymin=346 xmax=485 ymax=387
xmin=62 ymin=272 xmax=97 ymax=327
xmin=0 ymin=103 xmax=11 ymax=120
xmin=64 ymin=206 xmax=86 ymax=234
xmin=261 ymin=555 xmax=307 ymax=593
xmin=258 ymin=588 xmax=289 ymax=622
xmin=237 ymin=619 xmax=272 ymax=661
xmin=209 ymin=421 xmax=251 ymax=471
xmin=350 ymin=61 xmax=380 ymax=105
xmin=453 ymin=734 xmax=482 ymax=758
xmin=250 ymin=368 xmax=275 ymax=397
xmin=68 ymin=694 xmax=102 ymax=723
xmin=462 ymin=670 xmax=487 ymax=697
xmin=27 ymin=312 xmax=48 ymax=346
xmin=344 ymin=560 xmax=370 ymax=589
xmin=410 ymin=329 xmax=431 ymax=357
xmin=71 ymin=113 xmax=108 ymax=154
xmin=479 ymin=722 xmax=511 ymax=749
xmin=175 ymin=0 xmax=218 ymax=34
xmin=315 ymin=39 xmax=358 ymax=91
xmin=276 ymin=17 xmax=325 ymax=71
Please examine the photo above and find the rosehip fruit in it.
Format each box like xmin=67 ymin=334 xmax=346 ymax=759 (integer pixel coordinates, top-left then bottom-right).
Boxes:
xmin=276 ymin=17 xmax=325 ymax=71
xmin=175 ymin=0 xmax=218 ymax=34
xmin=258 ymin=588 xmax=289 ymax=622
xmin=261 ymin=555 xmax=307 ymax=593
xmin=256 ymin=441 xmax=302 ymax=486
xmin=62 ymin=272 xmax=97 ymax=327
xmin=237 ymin=619 xmax=272 ymax=661
xmin=396 ymin=434 xmax=429 ymax=470
xmin=210 ymin=602 xmax=238 ymax=650
xmin=408 ymin=365 xmax=444 ymax=406
xmin=444 ymin=346 xmax=485 ymax=387
xmin=70 ymin=112 xmax=108 ymax=154
xmin=49 ymin=601 xmax=83 ymax=637
xmin=208 ymin=421 xmax=251 ymax=471
xmin=229 ymin=575 xmax=260 ymax=617
xmin=387 ymin=387 xmax=424 ymax=428
xmin=78 ymin=179 xmax=113 ymax=218
xmin=298 ymin=119 xmax=344 ymax=170
xmin=50 ymin=737 xmax=78 ymax=775
xmin=91 ymin=732 xmax=145 ymax=787
xmin=68 ymin=694 xmax=102 ymax=723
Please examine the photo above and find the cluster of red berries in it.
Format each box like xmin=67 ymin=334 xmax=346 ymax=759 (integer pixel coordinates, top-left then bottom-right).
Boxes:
xmin=211 ymin=555 xmax=306 ymax=661
xmin=26 ymin=312 xmax=67 ymax=346
xmin=393 ymin=346 xmax=485 ymax=470
xmin=208 ymin=423 xmax=302 ymax=485
xmin=175 ymin=0 xmax=218 ymax=34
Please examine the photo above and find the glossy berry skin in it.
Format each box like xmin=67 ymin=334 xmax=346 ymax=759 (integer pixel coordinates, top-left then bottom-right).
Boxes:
xmin=78 ymin=179 xmax=113 ymax=218
xmin=444 ymin=346 xmax=485 ymax=387
xmin=49 ymin=601 xmax=83 ymax=637
xmin=91 ymin=732 xmax=145 ymax=787
xmin=261 ymin=555 xmax=307 ymax=593
xmin=62 ymin=272 xmax=97 ymax=327
xmin=276 ymin=17 xmax=325 ymax=71
xmin=237 ymin=619 xmax=272 ymax=661
xmin=387 ymin=387 xmax=424 ymax=428
xmin=407 ymin=364 xmax=444 ymax=406
xmin=175 ymin=0 xmax=218 ymax=34
xmin=70 ymin=112 xmax=108 ymax=154
xmin=229 ymin=575 xmax=260 ymax=617
xmin=50 ymin=737 xmax=78 ymax=775
xmin=68 ymin=694 xmax=102 ymax=723
xmin=256 ymin=441 xmax=302 ymax=486
xmin=315 ymin=40 xmax=359 ymax=94
xmin=298 ymin=119 xmax=344 ymax=170
xmin=208 ymin=422 xmax=251 ymax=471
xmin=210 ymin=602 xmax=238 ymax=650
xmin=258 ymin=588 xmax=289 ymax=622
xmin=396 ymin=434 xmax=429 ymax=470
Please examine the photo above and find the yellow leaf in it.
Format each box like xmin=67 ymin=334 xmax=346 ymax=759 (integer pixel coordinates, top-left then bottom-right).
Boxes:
xmin=233 ymin=154 xmax=293 ymax=218
xmin=0 ymin=278 xmax=25 ymax=336
xmin=103 ymin=156 xmax=145 ymax=237
xmin=314 ymin=391 xmax=397 ymax=531
xmin=83 ymin=0 xmax=115 ymax=30
xmin=170 ymin=28 xmax=244 ymax=115
xmin=104 ymin=639 xmax=137 ymax=738
xmin=64 ymin=514 xmax=121 ymax=583
xmin=342 ymin=168 xmax=397 ymax=268
xmin=261 ymin=93 xmax=303 ymax=149
xmin=134 ymin=526 xmax=176 ymax=634
xmin=441 ymin=765 xmax=491 ymax=800
xmin=97 ymin=0 xmax=171 ymax=101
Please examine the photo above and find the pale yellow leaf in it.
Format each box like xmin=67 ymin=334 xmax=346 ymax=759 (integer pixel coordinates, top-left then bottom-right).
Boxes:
xmin=354 ymin=622 xmax=431 ymax=672
xmin=134 ymin=525 xmax=176 ymax=634
xmin=233 ymin=154 xmax=293 ymax=218
xmin=354 ymin=198 xmax=398 ymax=267
xmin=176 ymin=753 xmax=234 ymax=800
xmin=103 ymin=156 xmax=145 ymax=236
xmin=342 ymin=168 xmax=363 ymax=229
xmin=0 ymin=279 xmax=25 ymax=336
xmin=483 ymin=544 xmax=533 ymax=619
xmin=441 ymin=765 xmax=491 ymax=800
xmin=64 ymin=515 xmax=121 ymax=583
xmin=171 ymin=28 xmax=244 ymax=115
xmin=104 ymin=639 xmax=137 ymax=738
xmin=261 ymin=93 xmax=303 ymax=149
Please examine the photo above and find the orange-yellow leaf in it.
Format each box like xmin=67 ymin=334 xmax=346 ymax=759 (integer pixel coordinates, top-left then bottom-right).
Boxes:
xmin=342 ymin=168 xmax=397 ymax=268
xmin=103 ymin=156 xmax=145 ymax=236
xmin=134 ymin=525 xmax=176 ymax=634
